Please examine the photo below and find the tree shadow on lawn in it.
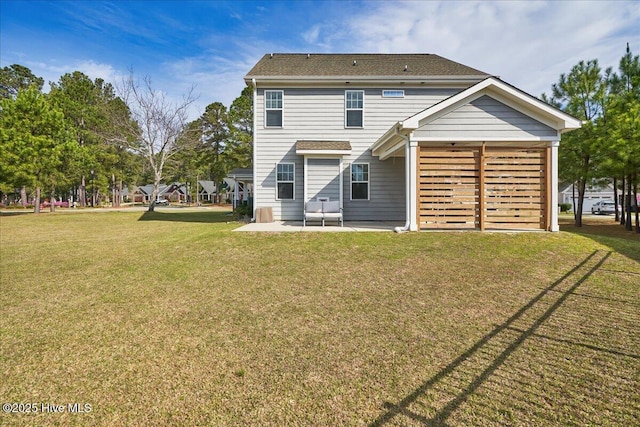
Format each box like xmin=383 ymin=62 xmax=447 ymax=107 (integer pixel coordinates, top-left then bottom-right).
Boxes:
xmin=0 ymin=210 xmax=33 ymax=217
xmin=137 ymin=210 xmax=235 ymax=224
xmin=370 ymin=250 xmax=639 ymax=426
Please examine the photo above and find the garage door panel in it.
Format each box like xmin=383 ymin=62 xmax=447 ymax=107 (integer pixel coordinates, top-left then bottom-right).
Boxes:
xmin=419 ymin=146 xmax=547 ymax=231
xmin=484 ymin=148 xmax=546 ymax=230
xmin=419 ymin=148 xmax=479 ymax=230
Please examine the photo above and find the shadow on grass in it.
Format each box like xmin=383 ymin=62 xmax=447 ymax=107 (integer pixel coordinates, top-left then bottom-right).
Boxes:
xmin=0 ymin=210 xmax=33 ymax=217
xmin=137 ymin=210 xmax=234 ymax=224
xmin=559 ymin=216 xmax=640 ymax=263
xmin=371 ymin=250 xmax=619 ymax=426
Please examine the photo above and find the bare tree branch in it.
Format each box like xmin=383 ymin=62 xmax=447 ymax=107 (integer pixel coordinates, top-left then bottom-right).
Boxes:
xmin=113 ymin=72 xmax=198 ymax=211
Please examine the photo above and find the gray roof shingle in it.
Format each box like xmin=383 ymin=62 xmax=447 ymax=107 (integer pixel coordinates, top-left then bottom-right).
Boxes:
xmin=296 ymin=141 xmax=352 ymax=151
xmin=245 ymin=53 xmax=489 ymax=79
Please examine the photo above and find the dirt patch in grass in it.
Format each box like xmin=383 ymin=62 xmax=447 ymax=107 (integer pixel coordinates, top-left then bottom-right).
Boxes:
xmin=1 ymin=211 xmax=638 ymax=426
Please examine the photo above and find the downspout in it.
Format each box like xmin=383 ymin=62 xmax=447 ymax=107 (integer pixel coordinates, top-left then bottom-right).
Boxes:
xmin=251 ymin=78 xmax=257 ymax=222
xmin=394 ymin=124 xmax=411 ymax=233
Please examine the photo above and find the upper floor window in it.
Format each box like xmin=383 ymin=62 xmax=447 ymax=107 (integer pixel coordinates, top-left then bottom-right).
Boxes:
xmin=265 ymin=90 xmax=283 ymax=127
xmin=345 ymin=90 xmax=363 ymax=128
xmin=276 ymin=162 xmax=294 ymax=200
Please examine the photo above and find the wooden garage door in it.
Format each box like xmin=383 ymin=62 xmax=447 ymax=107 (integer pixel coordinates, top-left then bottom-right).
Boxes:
xmin=419 ymin=148 xmax=480 ymax=229
xmin=484 ymin=148 xmax=547 ymax=230
xmin=419 ymin=147 xmax=548 ymax=230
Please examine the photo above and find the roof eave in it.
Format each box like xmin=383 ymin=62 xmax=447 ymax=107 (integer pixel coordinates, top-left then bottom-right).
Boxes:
xmin=244 ymin=75 xmax=490 ymax=85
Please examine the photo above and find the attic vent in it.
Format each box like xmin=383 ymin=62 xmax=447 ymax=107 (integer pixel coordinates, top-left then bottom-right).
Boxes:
xmin=404 ymin=65 xmax=408 ymax=72
xmin=353 ymin=60 xmax=357 ymax=66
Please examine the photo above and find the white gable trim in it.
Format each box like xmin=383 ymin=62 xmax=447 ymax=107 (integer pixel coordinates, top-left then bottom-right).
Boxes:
xmin=403 ymin=77 xmax=582 ymax=131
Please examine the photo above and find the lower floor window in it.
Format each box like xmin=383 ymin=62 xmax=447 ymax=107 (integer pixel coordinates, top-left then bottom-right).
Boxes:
xmin=351 ymin=163 xmax=369 ymax=200
xmin=276 ymin=162 xmax=294 ymax=200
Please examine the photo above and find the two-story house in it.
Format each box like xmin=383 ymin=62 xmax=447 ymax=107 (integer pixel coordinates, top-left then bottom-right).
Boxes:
xmin=244 ymin=54 xmax=580 ymax=231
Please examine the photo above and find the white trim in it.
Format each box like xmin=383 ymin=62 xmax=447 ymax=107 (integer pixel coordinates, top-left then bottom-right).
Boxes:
xmin=350 ymin=162 xmax=370 ymax=201
xmin=408 ymin=139 xmax=418 ymax=231
xmin=264 ymin=90 xmax=283 ymax=128
xmin=339 ymin=158 xmax=344 ymax=209
xmin=345 ymin=90 xmax=364 ymax=128
xmin=551 ymin=144 xmax=559 ymax=232
xmin=295 ymin=150 xmax=351 ymax=156
xmin=303 ymin=157 xmax=308 ymax=203
xmin=412 ymin=136 xmax=560 ymax=142
xmin=251 ymin=78 xmax=257 ymax=221
xmin=275 ymin=162 xmax=295 ymax=201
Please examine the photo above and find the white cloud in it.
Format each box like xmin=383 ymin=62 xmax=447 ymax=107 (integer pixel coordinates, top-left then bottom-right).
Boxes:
xmin=302 ymin=25 xmax=321 ymax=44
xmin=340 ymin=0 xmax=640 ymax=97
xmin=162 ymin=52 xmax=261 ymax=121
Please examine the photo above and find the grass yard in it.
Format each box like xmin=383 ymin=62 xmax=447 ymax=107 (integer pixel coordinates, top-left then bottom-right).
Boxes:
xmin=1 ymin=209 xmax=639 ymax=426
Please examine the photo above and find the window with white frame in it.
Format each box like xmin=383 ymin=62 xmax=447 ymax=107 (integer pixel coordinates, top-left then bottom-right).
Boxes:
xmin=351 ymin=163 xmax=369 ymax=200
xmin=345 ymin=90 xmax=364 ymax=128
xmin=265 ymin=90 xmax=283 ymax=127
xmin=276 ymin=162 xmax=294 ymax=200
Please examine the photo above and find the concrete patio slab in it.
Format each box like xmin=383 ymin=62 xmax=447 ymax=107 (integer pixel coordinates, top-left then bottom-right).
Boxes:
xmin=233 ymin=221 xmax=404 ymax=232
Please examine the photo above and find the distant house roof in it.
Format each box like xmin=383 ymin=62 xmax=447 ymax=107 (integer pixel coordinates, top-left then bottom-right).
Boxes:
xmin=198 ymin=180 xmax=216 ymax=195
xmin=245 ymin=53 xmax=490 ymax=82
xmin=228 ymin=168 xmax=252 ymax=176
xmin=135 ymin=184 xmax=170 ymax=196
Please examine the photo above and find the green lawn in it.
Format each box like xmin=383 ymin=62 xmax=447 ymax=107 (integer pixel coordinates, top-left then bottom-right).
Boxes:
xmin=1 ymin=209 xmax=638 ymax=426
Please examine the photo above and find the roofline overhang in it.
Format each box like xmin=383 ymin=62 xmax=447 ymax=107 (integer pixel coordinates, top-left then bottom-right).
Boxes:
xmin=245 ymin=75 xmax=490 ymax=86
xmin=295 ymin=149 xmax=352 ymax=156
xmin=371 ymin=122 xmax=412 ymax=160
xmin=229 ymin=175 xmax=253 ymax=180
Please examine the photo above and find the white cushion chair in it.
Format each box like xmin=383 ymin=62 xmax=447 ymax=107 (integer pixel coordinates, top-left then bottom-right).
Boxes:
xmin=322 ymin=201 xmax=343 ymax=227
xmin=304 ymin=201 xmax=324 ymax=226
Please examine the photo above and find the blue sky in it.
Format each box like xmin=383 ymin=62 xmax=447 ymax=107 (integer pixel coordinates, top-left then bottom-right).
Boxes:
xmin=1 ymin=0 xmax=639 ymax=120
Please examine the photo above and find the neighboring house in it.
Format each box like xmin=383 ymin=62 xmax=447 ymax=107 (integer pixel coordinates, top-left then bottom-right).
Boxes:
xmin=162 ymin=183 xmax=188 ymax=203
xmin=132 ymin=184 xmax=155 ymax=203
xmin=197 ymin=180 xmax=217 ymax=202
xmin=560 ymin=182 xmax=615 ymax=213
xmin=225 ymin=168 xmax=254 ymax=209
xmin=199 ymin=175 xmax=253 ymax=205
xmin=132 ymin=183 xmax=172 ymax=203
xmin=245 ymin=54 xmax=581 ymax=231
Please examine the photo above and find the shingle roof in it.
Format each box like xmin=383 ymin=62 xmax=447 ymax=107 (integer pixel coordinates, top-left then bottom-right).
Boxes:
xmin=296 ymin=140 xmax=352 ymax=151
xmin=245 ymin=53 xmax=489 ymax=79
xmin=228 ymin=168 xmax=253 ymax=176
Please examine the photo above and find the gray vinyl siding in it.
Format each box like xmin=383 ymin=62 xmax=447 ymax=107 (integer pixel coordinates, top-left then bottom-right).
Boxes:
xmin=343 ymin=154 xmax=405 ymax=221
xmin=413 ymin=95 xmax=558 ymax=139
xmin=254 ymin=87 xmax=456 ymax=220
xmin=307 ymin=159 xmax=340 ymax=201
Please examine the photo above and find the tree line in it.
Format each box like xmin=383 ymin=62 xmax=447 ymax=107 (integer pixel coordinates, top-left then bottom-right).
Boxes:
xmin=1 ymin=47 xmax=638 ymax=230
xmin=544 ymin=44 xmax=639 ymax=233
xmin=0 ymin=65 xmax=252 ymax=212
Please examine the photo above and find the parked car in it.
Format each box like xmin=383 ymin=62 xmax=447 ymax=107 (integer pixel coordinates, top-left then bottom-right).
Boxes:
xmin=155 ymin=198 xmax=169 ymax=206
xmin=591 ymin=200 xmax=617 ymax=215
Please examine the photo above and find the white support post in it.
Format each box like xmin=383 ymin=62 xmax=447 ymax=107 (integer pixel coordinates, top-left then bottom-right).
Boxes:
xmin=339 ymin=158 xmax=344 ymax=209
xmin=303 ymin=156 xmax=308 ymax=204
xmin=242 ymin=181 xmax=247 ymax=204
xmin=409 ymin=138 xmax=419 ymax=231
xmin=233 ymin=178 xmax=238 ymax=209
xmin=551 ymin=141 xmax=560 ymax=232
